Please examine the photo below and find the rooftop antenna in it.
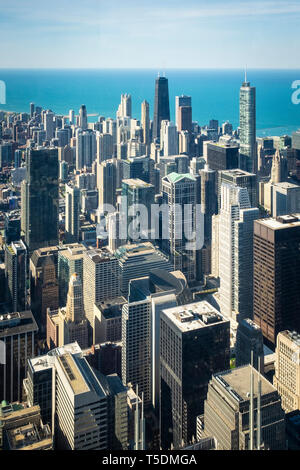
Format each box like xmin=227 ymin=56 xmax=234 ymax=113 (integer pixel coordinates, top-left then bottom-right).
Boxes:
xmin=163 ymin=71 xmax=166 ymax=78
xmin=257 ymin=356 xmax=262 ymax=450
xmin=244 ymin=65 xmax=248 ymax=83
xmin=249 ymin=350 xmax=254 ymax=450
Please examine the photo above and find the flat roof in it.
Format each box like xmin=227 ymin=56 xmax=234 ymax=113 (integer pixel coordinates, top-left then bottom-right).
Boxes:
xmin=162 ymin=301 xmax=228 ymax=332
xmin=256 ymin=214 xmax=300 ymax=230
xmin=122 ymin=178 xmax=154 ymax=188
xmin=57 ymin=353 xmax=89 ymax=395
xmin=216 ymin=365 xmax=275 ymax=402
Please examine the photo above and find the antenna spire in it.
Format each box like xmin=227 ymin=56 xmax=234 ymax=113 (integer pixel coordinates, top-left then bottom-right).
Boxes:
xmin=244 ymin=65 xmax=247 ymax=83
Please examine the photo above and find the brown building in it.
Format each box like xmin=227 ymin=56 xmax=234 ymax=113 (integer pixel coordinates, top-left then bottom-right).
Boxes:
xmin=30 ymin=246 xmax=59 ymax=336
xmin=253 ymin=214 xmax=300 ymax=347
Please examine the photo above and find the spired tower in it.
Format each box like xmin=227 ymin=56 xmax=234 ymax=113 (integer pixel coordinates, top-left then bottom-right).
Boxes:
xmin=64 ymin=273 xmax=88 ymax=348
xmin=270 ymin=149 xmax=282 ymax=184
xmin=239 ymin=73 xmax=257 ymax=174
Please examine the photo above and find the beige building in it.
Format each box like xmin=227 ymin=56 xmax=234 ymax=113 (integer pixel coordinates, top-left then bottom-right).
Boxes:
xmin=274 ymin=330 xmax=300 ymax=413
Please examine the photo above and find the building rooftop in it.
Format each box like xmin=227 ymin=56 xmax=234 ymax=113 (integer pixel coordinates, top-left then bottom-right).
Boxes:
xmin=122 ymin=178 xmax=154 ymax=188
xmin=164 ymin=172 xmax=196 ymax=184
xmin=162 ymin=301 xmax=228 ymax=333
xmin=57 ymin=353 xmax=89 ymax=395
xmin=215 ymin=365 xmax=276 ymax=402
xmin=0 ymin=311 xmax=38 ymax=338
xmin=29 ymin=342 xmax=82 ymax=373
xmin=256 ymin=214 xmax=300 ymax=230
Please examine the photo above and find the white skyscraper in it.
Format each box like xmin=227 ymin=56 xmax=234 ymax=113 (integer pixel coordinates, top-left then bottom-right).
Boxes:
xmin=76 ymin=129 xmax=96 ymax=170
xmin=219 ymin=183 xmax=259 ymax=321
xmin=161 ymin=121 xmax=178 ymax=156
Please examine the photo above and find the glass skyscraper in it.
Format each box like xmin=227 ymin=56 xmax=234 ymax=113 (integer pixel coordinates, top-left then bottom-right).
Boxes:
xmin=239 ymin=77 xmax=257 ymax=174
xmin=153 ymin=76 xmax=170 ymax=143
xmin=21 ymin=147 xmax=59 ymax=253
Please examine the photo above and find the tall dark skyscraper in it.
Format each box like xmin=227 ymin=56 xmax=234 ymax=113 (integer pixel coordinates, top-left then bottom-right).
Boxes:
xmin=153 ymin=76 xmax=170 ymax=143
xmin=21 ymin=147 xmax=59 ymax=254
xmin=239 ymin=75 xmax=257 ymax=174
xmin=253 ymin=214 xmax=300 ymax=348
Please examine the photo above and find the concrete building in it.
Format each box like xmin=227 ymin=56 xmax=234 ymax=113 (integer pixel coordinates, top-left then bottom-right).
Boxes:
xmin=0 ymin=311 xmax=38 ymax=403
xmin=274 ymin=330 xmax=300 ymax=413
xmin=219 ymin=184 xmax=259 ymax=321
xmin=253 ymin=214 xmax=300 ymax=347
xmin=57 ymin=243 xmax=86 ymax=306
xmin=83 ymin=248 xmax=120 ymax=342
xmin=162 ymin=172 xmax=198 ymax=284
xmin=236 ymin=318 xmax=264 ymax=370
xmin=204 ymin=365 xmax=286 ymax=450
xmin=65 ymin=184 xmax=80 ymax=243
xmin=0 ymin=403 xmax=52 ymax=450
xmin=160 ymin=301 xmax=230 ymax=449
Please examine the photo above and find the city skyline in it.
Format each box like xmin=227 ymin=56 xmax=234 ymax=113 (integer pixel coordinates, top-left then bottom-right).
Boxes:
xmin=0 ymin=0 xmax=300 ymax=69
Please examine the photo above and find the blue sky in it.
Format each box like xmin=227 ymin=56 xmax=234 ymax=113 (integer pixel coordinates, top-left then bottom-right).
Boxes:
xmin=0 ymin=0 xmax=299 ymax=68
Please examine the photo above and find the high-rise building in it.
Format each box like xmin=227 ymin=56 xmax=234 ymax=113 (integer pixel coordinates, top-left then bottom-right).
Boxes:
xmin=239 ymin=77 xmax=257 ymax=174
xmin=218 ymin=168 xmax=257 ymax=209
xmin=44 ymin=110 xmax=55 ymax=141
xmin=30 ymin=246 xmax=59 ymax=335
xmin=24 ymin=342 xmax=128 ymax=450
xmin=122 ymin=297 xmax=152 ymax=405
xmin=141 ymin=100 xmax=150 ymax=147
xmin=57 ymin=243 xmax=86 ymax=306
xmin=0 ymin=311 xmax=38 ymax=403
xmin=121 ymin=178 xmax=155 ymax=241
xmin=96 ymin=133 xmax=114 ymax=163
xmin=117 ymin=94 xmax=132 ymax=119
xmin=204 ymin=365 xmax=286 ymax=450
xmin=65 ymin=184 xmax=80 ymax=243
xmin=162 ymin=172 xmax=198 ymax=284
xmin=219 ymin=184 xmax=259 ymax=321
xmin=161 ymin=121 xmax=178 ymax=156
xmin=273 ymin=330 xmax=300 ymax=413
xmin=76 ymin=129 xmax=96 ymax=169
xmin=83 ymin=248 xmax=120 ymax=343
xmin=236 ymin=318 xmax=264 ymax=370
xmin=206 ymin=142 xmax=239 ymax=171
xmin=153 ymin=76 xmax=170 ymax=143
xmin=5 ymin=240 xmax=27 ymax=313
xmin=175 ymin=95 xmax=192 ymax=130
xmin=0 ymin=403 xmax=52 ymax=450
xmin=21 ymin=147 xmax=59 ymax=253
xmin=253 ymin=214 xmax=300 ymax=347
xmin=97 ymin=159 xmax=117 ymax=209
xmin=160 ymin=301 xmax=230 ymax=449
xmin=115 ymin=242 xmax=173 ymax=297
xmin=79 ymin=104 xmax=88 ymax=130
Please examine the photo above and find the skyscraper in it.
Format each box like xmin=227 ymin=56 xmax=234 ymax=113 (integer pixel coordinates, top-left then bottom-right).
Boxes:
xmin=76 ymin=129 xmax=96 ymax=169
xmin=0 ymin=311 xmax=38 ymax=403
xmin=204 ymin=365 xmax=286 ymax=450
xmin=219 ymin=184 xmax=259 ymax=321
xmin=253 ymin=214 xmax=300 ymax=348
xmin=5 ymin=240 xmax=27 ymax=313
xmin=141 ymin=100 xmax=150 ymax=147
xmin=21 ymin=147 xmax=59 ymax=253
xmin=175 ymin=95 xmax=192 ymax=131
xmin=273 ymin=330 xmax=300 ymax=413
xmin=153 ymin=76 xmax=170 ymax=143
xmin=65 ymin=184 xmax=80 ymax=243
xmin=239 ymin=76 xmax=257 ymax=174
xmin=162 ymin=172 xmax=198 ymax=283
xmin=160 ymin=301 xmax=230 ymax=449
xmin=79 ymin=104 xmax=88 ymax=130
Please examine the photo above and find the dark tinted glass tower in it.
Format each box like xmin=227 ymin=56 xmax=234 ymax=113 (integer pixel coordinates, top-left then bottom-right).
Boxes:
xmin=22 ymin=148 xmax=59 ymax=254
xmin=153 ymin=76 xmax=170 ymax=143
